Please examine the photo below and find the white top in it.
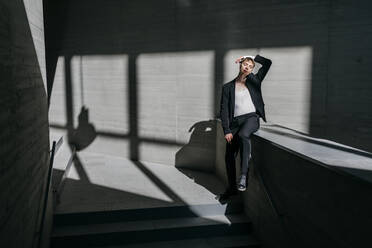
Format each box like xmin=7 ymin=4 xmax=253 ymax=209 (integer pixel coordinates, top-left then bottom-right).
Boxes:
xmin=234 ymin=86 xmax=256 ymax=117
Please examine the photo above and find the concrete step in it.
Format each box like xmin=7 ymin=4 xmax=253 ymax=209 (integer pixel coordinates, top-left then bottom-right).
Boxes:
xmin=51 ymin=214 xmax=254 ymax=247
xmin=54 ymin=203 xmax=244 ymax=227
xmin=52 ymin=152 xmax=232 ymax=214
xmin=103 ymin=234 xmax=261 ymax=247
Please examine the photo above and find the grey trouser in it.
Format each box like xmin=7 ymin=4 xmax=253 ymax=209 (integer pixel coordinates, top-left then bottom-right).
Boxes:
xmin=225 ymin=112 xmax=260 ymax=189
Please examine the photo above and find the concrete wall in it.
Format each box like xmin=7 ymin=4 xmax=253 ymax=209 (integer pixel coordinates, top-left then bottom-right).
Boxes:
xmin=243 ymin=135 xmax=372 ymax=248
xmin=215 ymin=125 xmax=372 ymax=247
xmin=46 ymin=0 xmax=372 ymax=169
xmin=0 ymin=0 xmax=50 ymax=247
xmin=325 ymin=0 xmax=372 ymax=152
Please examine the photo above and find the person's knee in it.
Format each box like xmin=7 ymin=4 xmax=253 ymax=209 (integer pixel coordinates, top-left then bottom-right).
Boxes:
xmin=237 ymin=132 xmax=250 ymax=141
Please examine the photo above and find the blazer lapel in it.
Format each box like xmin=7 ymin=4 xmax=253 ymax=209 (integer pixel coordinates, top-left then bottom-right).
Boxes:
xmin=231 ymin=80 xmax=235 ymax=118
xmin=245 ymin=80 xmax=254 ymax=97
xmin=245 ymin=76 xmax=258 ymax=106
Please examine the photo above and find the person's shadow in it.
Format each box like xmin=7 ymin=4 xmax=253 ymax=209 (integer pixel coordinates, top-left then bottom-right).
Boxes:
xmin=70 ymin=106 xmax=97 ymax=151
xmin=175 ymin=120 xmax=244 ymax=209
xmin=175 ymin=119 xmax=217 ymax=173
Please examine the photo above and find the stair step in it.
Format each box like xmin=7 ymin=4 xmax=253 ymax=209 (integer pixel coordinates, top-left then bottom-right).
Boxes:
xmin=103 ymin=234 xmax=260 ymax=247
xmin=54 ymin=203 xmax=244 ymax=227
xmin=51 ymin=214 xmax=252 ymax=247
xmin=53 ymin=214 xmax=250 ymax=236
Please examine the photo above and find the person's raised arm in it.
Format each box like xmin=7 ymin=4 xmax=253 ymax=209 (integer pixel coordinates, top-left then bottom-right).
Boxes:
xmin=253 ymin=54 xmax=272 ymax=83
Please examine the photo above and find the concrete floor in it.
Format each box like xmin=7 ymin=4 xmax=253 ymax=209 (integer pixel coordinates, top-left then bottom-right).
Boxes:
xmin=50 ymin=129 xmax=229 ymax=214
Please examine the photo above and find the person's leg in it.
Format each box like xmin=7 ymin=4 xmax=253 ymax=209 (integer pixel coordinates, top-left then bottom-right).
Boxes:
xmin=237 ymin=115 xmax=259 ymax=190
xmin=219 ymin=119 xmax=241 ymax=201
xmin=239 ymin=137 xmax=251 ymax=176
xmin=224 ymin=135 xmax=239 ymax=191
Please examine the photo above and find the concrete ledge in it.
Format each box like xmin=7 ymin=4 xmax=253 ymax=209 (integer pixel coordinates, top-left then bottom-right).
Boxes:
xmin=215 ymin=120 xmax=372 ymax=247
xmin=256 ymin=124 xmax=372 ymax=184
xmin=248 ymin=125 xmax=372 ymax=248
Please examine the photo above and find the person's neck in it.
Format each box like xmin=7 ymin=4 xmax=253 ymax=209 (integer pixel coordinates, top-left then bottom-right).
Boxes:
xmin=236 ymin=73 xmax=247 ymax=83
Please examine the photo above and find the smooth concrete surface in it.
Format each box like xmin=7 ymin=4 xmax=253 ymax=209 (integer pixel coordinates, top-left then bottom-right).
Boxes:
xmin=0 ymin=0 xmax=50 ymax=247
xmin=51 ymin=198 xmax=251 ymax=247
xmin=48 ymin=52 xmax=217 ymax=167
xmin=51 ymin=213 xmax=257 ymax=247
xmin=53 ymin=214 xmax=249 ymax=236
xmin=52 ymin=218 xmax=254 ymax=248
xmin=23 ymin=0 xmax=47 ymax=89
xmin=215 ymin=120 xmax=372 ymax=247
xmin=45 ymin=0 xmax=372 ymax=164
xmin=55 ymin=155 xmax=226 ymax=213
xmin=216 ymin=120 xmax=372 ymax=185
xmin=106 ymin=235 xmax=260 ymax=248
xmin=51 ymin=126 xmax=229 ymax=214
xmin=222 ymin=124 xmax=372 ymax=248
xmin=257 ymin=124 xmax=372 ymax=183
xmin=50 ymin=132 xmax=253 ymax=247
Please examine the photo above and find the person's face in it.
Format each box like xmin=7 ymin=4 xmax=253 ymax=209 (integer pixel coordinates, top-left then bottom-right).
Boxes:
xmin=240 ymin=60 xmax=255 ymax=75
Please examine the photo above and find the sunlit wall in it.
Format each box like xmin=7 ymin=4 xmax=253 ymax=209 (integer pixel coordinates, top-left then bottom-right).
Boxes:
xmin=46 ymin=0 xmax=372 ymax=164
xmin=225 ymin=47 xmax=313 ymax=133
xmin=137 ymin=51 xmax=214 ymax=164
xmin=49 ymin=52 xmax=215 ymax=165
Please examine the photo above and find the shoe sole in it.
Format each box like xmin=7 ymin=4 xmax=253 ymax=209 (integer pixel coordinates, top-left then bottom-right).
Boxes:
xmin=237 ymin=187 xmax=246 ymax=191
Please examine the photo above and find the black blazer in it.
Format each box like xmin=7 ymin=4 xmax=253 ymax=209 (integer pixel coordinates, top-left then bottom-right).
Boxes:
xmin=219 ymin=55 xmax=272 ymax=135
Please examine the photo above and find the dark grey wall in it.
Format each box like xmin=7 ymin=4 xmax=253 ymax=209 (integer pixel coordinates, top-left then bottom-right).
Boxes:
xmin=325 ymin=1 xmax=372 ymax=152
xmin=0 ymin=0 xmax=49 ymax=247
xmin=45 ymin=0 xmax=372 ymax=167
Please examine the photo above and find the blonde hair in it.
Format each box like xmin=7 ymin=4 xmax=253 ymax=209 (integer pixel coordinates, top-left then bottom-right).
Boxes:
xmin=240 ymin=57 xmax=255 ymax=67
xmin=239 ymin=57 xmax=255 ymax=72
